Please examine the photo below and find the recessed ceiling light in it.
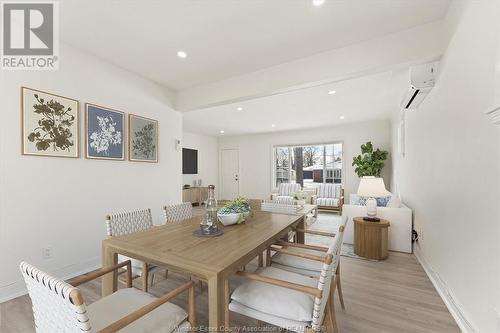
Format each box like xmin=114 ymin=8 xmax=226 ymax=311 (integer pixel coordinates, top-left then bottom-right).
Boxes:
xmin=236 ymin=107 xmax=243 ymax=111
xmin=312 ymin=0 xmax=325 ymax=7
xmin=177 ymin=50 xmax=187 ymax=59
xmin=328 ymin=90 xmax=336 ymax=95
xmin=271 ymin=124 xmax=276 ymax=128
xmin=339 ymin=115 xmax=345 ymax=120
xmin=219 ymin=130 xmax=225 ymax=134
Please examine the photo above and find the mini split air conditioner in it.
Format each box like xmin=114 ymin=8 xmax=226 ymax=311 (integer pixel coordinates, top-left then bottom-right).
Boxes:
xmin=400 ymin=62 xmax=438 ymax=110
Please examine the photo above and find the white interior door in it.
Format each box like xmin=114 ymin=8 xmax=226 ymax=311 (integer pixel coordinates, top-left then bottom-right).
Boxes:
xmin=221 ymin=149 xmax=239 ymax=200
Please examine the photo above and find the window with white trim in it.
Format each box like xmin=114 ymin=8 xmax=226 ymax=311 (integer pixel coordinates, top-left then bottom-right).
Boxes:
xmin=273 ymin=143 xmax=343 ymax=190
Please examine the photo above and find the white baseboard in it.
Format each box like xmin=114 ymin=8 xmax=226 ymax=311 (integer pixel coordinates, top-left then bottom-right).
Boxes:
xmin=0 ymin=257 xmax=101 ymax=303
xmin=414 ymin=247 xmax=477 ymax=333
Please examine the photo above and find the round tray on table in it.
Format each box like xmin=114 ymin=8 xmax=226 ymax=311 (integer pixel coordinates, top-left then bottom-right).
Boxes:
xmin=192 ymin=229 xmax=224 ymax=238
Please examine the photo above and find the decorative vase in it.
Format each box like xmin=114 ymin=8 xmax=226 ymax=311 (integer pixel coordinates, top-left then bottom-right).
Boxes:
xmin=200 ymin=185 xmax=218 ymax=234
xmin=366 ymin=197 xmax=377 ymax=217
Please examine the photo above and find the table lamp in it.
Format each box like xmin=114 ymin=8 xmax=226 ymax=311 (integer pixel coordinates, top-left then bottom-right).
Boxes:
xmin=357 ymin=176 xmax=390 ymax=221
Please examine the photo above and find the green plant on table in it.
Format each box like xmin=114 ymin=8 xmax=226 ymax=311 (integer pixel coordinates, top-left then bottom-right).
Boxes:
xmin=218 ymin=196 xmax=251 ymax=223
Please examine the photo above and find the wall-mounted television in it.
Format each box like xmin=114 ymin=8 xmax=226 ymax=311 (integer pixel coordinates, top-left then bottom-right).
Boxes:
xmin=182 ymin=148 xmax=198 ymax=174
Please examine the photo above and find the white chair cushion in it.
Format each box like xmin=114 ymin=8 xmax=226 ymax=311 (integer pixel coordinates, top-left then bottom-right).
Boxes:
xmin=318 ymin=184 xmax=341 ymax=198
xmin=316 ymin=198 xmax=340 ymax=207
xmin=230 ymin=267 xmax=317 ymax=322
xmin=278 ymin=183 xmax=301 ymax=196
xmin=88 ymin=287 xmax=188 ymax=333
xmin=275 ymin=196 xmax=294 ymax=204
xmin=272 ymin=247 xmax=324 ymax=273
xmin=229 ymin=301 xmax=308 ymax=332
xmin=173 ymin=321 xmax=192 ymax=333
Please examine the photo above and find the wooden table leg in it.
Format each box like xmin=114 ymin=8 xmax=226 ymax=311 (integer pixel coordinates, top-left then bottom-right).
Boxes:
xmin=208 ymin=273 xmax=224 ymax=331
xmin=101 ymin=244 xmax=118 ymax=296
xmin=295 ymin=215 xmax=306 ymax=244
xmin=224 ymin=278 xmax=230 ymax=329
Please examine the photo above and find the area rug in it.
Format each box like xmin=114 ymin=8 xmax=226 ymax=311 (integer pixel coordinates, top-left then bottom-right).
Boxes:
xmin=305 ymin=211 xmax=379 ymax=261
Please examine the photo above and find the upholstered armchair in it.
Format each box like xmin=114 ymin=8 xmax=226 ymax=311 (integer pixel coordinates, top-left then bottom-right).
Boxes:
xmin=312 ymin=184 xmax=344 ymax=214
xmin=270 ymin=183 xmax=302 ymax=203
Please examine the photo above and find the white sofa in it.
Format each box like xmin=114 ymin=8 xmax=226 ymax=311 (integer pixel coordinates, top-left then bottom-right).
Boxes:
xmin=342 ymin=194 xmax=413 ymax=253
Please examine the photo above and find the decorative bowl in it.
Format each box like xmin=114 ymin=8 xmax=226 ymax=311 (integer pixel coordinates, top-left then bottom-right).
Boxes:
xmin=217 ymin=212 xmax=241 ymax=226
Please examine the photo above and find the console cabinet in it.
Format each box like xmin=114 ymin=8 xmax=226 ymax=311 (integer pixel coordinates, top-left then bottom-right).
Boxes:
xmin=182 ymin=187 xmax=208 ymax=206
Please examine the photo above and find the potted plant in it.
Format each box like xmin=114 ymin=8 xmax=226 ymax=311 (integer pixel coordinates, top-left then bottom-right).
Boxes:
xmin=217 ymin=196 xmax=251 ymax=226
xmin=352 ymin=141 xmax=388 ymax=177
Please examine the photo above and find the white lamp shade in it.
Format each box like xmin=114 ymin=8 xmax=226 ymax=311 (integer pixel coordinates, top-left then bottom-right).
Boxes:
xmin=357 ymin=176 xmax=390 ymax=197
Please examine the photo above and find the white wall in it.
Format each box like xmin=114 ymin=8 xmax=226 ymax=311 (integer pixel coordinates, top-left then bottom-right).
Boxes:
xmin=0 ymin=44 xmax=183 ymax=301
xmin=182 ymin=132 xmax=219 ymax=187
xmin=218 ymin=120 xmax=391 ymax=201
xmin=391 ymin=1 xmax=500 ymax=332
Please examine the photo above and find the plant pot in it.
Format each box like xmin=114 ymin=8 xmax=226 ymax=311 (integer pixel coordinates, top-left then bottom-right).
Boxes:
xmin=217 ymin=213 xmax=240 ymax=226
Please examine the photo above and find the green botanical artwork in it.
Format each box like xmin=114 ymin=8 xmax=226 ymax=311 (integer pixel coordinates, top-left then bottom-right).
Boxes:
xmin=28 ymin=94 xmax=75 ymax=152
xmin=22 ymin=87 xmax=79 ymax=158
xmin=129 ymin=114 xmax=158 ymax=162
xmin=132 ymin=123 xmax=156 ymax=158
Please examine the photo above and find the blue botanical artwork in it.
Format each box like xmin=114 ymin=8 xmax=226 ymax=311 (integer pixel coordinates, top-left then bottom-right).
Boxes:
xmin=85 ymin=104 xmax=125 ymax=160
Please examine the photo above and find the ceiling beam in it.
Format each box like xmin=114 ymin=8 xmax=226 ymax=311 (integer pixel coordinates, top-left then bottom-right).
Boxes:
xmin=175 ymin=20 xmax=447 ymax=112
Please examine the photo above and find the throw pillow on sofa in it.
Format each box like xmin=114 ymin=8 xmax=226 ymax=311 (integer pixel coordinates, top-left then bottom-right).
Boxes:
xmin=358 ymin=196 xmax=391 ymax=207
xmin=387 ymin=196 xmax=402 ymax=208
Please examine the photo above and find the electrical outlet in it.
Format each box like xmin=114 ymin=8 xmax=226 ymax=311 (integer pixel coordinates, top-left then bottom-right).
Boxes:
xmin=42 ymin=247 xmax=52 ymax=259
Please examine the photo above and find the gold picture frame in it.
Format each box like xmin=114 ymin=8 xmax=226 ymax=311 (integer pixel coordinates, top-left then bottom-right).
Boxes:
xmin=128 ymin=114 xmax=158 ymax=163
xmin=21 ymin=86 xmax=80 ymax=158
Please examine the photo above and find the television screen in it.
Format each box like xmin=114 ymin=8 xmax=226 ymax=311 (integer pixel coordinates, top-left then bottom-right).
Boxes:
xmin=182 ymin=148 xmax=198 ymax=174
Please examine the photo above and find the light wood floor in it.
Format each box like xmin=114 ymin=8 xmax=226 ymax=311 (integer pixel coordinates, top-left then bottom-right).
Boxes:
xmin=0 ymin=211 xmax=460 ymax=333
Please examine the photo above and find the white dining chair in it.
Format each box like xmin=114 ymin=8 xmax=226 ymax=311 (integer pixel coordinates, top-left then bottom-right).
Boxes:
xmin=106 ymin=208 xmax=164 ymax=292
xmin=163 ymin=203 xmax=193 ymax=224
xmin=20 ymin=260 xmax=195 ymax=333
xmin=226 ymin=227 xmax=344 ymax=333
xmin=269 ymin=216 xmax=348 ymax=314
xmin=163 ymin=203 xmax=205 ymax=292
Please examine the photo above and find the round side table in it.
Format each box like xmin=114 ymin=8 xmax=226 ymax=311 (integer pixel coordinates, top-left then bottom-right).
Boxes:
xmin=353 ymin=217 xmax=390 ymax=260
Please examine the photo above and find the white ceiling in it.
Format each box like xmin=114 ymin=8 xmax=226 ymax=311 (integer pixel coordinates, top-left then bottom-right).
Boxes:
xmin=60 ymin=0 xmax=450 ymax=90
xmin=183 ymin=71 xmax=397 ymax=136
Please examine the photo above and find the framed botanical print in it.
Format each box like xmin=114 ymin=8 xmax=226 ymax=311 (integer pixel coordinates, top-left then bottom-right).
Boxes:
xmin=85 ymin=103 xmax=125 ymax=160
xmin=21 ymin=87 xmax=79 ymax=158
xmin=128 ymin=114 xmax=158 ymax=163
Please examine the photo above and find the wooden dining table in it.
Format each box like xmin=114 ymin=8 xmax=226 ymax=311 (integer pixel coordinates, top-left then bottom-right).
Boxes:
xmin=101 ymin=209 xmax=305 ymax=330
